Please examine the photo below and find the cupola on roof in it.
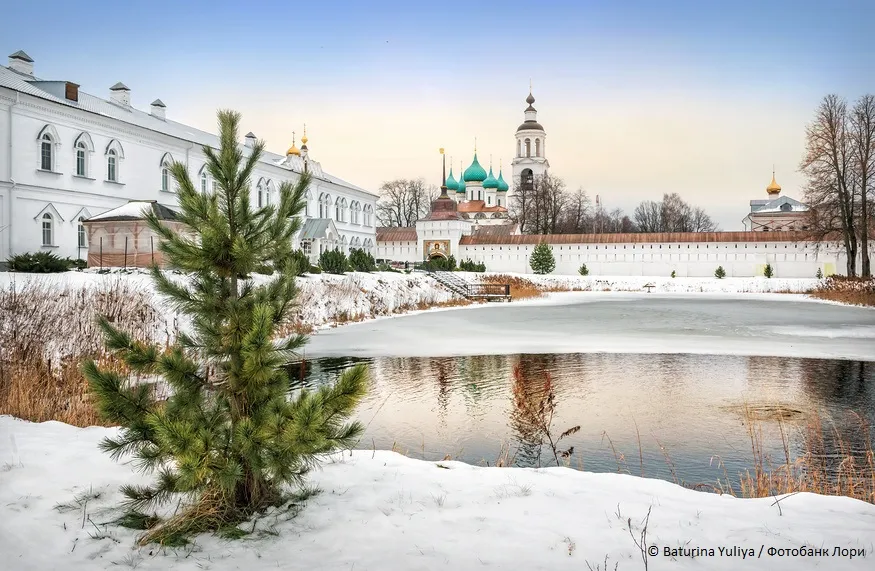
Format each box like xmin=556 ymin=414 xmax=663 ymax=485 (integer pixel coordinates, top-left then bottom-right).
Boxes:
xmin=482 ymin=166 xmax=499 ymax=189
xmin=766 ymin=171 xmax=782 ymax=194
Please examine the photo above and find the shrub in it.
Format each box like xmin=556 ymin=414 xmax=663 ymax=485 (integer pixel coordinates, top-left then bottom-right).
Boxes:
xmin=764 ymin=263 xmax=774 ymax=278
xmin=816 ymin=267 xmax=823 ymax=279
xmin=459 ymin=258 xmax=486 ymax=272
xmin=319 ymin=248 xmax=349 ymax=275
xmin=715 ymin=266 xmax=726 ymax=279
xmin=424 ymin=255 xmax=456 ymax=272
xmin=578 ymin=263 xmax=589 ymax=276
xmin=671 ymin=270 xmax=676 ymax=278
xmin=348 ymin=248 xmax=377 ymax=272
xmin=530 ymin=243 xmax=555 ymax=275
xmin=70 ymin=258 xmax=88 ymax=270
xmin=288 ymin=249 xmax=311 ymax=276
xmin=7 ymin=252 xmax=73 ymax=273
xmin=308 ymin=265 xmax=322 ymax=274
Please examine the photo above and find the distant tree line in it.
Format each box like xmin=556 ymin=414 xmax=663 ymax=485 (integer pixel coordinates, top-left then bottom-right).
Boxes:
xmin=510 ymin=173 xmax=717 ymax=235
xmin=375 ymin=178 xmax=438 ymax=227
xmin=800 ymin=94 xmax=874 ymax=277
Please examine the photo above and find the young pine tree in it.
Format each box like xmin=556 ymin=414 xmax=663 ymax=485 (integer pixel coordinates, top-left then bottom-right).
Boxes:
xmin=82 ymin=110 xmax=367 ymax=545
xmin=715 ymin=265 xmax=726 ymax=279
xmin=764 ymin=263 xmax=774 ymax=278
xmin=530 ymin=242 xmax=556 ymax=275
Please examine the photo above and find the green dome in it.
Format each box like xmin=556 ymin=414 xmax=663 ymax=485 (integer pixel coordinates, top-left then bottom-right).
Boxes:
xmin=497 ymin=170 xmax=509 ymax=192
xmin=482 ymin=166 xmax=499 ymax=189
xmin=463 ymin=153 xmax=488 ymax=183
xmin=446 ymin=167 xmax=458 ymax=192
xmin=457 ymin=162 xmax=466 ymax=192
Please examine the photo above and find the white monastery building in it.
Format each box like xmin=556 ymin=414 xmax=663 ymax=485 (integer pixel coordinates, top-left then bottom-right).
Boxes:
xmin=0 ymin=49 xmax=378 ymax=265
xmin=376 ymin=90 xmax=865 ymax=278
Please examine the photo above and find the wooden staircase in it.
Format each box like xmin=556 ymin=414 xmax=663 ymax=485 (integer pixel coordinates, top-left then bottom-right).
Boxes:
xmin=429 ymin=271 xmax=511 ymax=301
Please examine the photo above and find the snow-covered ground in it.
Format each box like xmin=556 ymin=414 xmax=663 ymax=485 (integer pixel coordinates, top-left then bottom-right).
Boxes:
xmin=1 ymin=416 xmax=872 ymax=570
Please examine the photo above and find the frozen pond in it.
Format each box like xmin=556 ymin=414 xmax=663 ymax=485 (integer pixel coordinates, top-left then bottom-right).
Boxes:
xmin=304 ymin=293 xmax=875 ymax=361
xmin=298 ymin=293 xmax=875 ymax=485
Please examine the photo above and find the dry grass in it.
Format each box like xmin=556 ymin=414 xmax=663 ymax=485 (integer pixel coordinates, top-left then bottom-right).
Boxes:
xmin=482 ymin=274 xmax=571 ymax=301
xmin=0 ymin=278 xmax=166 ymax=427
xmin=810 ymin=276 xmax=875 ymax=307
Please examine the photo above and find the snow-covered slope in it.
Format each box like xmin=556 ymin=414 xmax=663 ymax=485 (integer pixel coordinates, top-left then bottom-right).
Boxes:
xmin=0 ymin=417 xmax=872 ymax=570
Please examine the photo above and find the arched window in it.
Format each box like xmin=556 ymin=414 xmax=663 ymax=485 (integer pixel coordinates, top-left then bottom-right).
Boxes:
xmin=107 ymin=150 xmax=118 ymax=181
xmin=42 ymin=213 xmax=54 ymax=246
xmin=73 ymin=133 xmax=93 ymax=177
xmin=525 ymin=138 xmax=531 ymax=157
xmin=341 ymin=198 xmax=348 ymax=222
xmin=37 ymin=125 xmax=59 ymax=171
xmin=264 ymin=180 xmax=273 ymax=206
xmin=341 ymin=235 xmax=348 ymax=253
xmin=518 ymin=139 xmax=523 ymax=158
xmin=319 ymin=193 xmax=331 ymax=218
xmin=335 ymin=197 xmax=343 ymax=221
xmin=77 ymin=217 xmax=87 ymax=248
xmin=535 ymin=138 xmax=541 ymax=157
xmin=200 ymin=167 xmax=208 ymax=193
xmin=256 ymin=178 xmax=265 ymax=207
xmin=76 ymin=141 xmax=88 ymax=176
xmin=105 ymin=139 xmax=124 ymax=182
xmin=304 ymin=189 xmax=312 ymax=217
xmin=159 ymin=153 xmax=174 ymax=192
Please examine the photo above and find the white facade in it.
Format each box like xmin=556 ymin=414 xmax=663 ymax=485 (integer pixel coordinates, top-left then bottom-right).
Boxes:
xmin=0 ymin=50 xmax=377 ymax=263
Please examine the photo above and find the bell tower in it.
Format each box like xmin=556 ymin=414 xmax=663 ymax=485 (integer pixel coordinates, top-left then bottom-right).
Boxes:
xmin=511 ymin=85 xmax=549 ymax=202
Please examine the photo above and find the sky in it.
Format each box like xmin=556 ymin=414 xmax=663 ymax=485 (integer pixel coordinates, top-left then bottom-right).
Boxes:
xmin=4 ymin=0 xmax=874 ymax=229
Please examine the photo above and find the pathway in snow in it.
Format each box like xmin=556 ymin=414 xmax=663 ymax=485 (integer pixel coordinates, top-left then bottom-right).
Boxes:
xmin=305 ymin=292 xmax=875 ymax=361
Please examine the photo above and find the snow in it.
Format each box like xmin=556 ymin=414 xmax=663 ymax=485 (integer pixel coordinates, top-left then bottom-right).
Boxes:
xmin=87 ymin=201 xmax=155 ymax=220
xmin=0 ymin=417 xmax=872 ymax=570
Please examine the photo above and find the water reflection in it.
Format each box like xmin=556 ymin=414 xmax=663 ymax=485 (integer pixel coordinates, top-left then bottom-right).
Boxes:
xmin=293 ymin=353 xmax=875 ymax=486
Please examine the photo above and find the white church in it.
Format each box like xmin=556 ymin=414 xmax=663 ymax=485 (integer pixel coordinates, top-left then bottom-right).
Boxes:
xmin=0 ymin=49 xmax=379 ymax=265
xmin=375 ymin=90 xmax=863 ymax=278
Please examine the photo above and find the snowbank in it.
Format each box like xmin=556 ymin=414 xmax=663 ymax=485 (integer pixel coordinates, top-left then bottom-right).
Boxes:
xmin=1 ymin=416 xmax=872 ymax=570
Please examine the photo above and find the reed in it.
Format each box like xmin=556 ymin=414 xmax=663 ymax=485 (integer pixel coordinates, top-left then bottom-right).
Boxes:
xmin=810 ymin=276 xmax=875 ymax=307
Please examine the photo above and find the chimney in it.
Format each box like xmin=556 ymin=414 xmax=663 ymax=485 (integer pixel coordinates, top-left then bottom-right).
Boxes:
xmin=109 ymin=82 xmax=130 ymax=106
xmin=8 ymin=50 xmax=34 ymax=76
xmin=150 ymin=99 xmax=166 ymax=120
xmin=244 ymin=132 xmax=256 ymax=148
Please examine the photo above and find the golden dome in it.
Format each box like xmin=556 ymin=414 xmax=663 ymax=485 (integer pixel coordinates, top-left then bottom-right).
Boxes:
xmin=286 ymin=132 xmax=301 ymax=156
xmin=766 ymin=171 xmax=781 ymax=194
xmin=301 ymin=124 xmax=308 ymax=145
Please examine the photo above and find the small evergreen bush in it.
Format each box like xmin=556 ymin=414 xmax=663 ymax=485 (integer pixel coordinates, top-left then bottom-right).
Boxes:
xmin=348 ymin=248 xmax=377 ymax=272
xmin=424 ymin=255 xmax=456 ymax=271
xmin=671 ymin=270 xmax=676 ymax=278
xmin=319 ymin=248 xmax=349 ymax=275
xmin=530 ymin=243 xmax=555 ymax=275
xmin=459 ymin=258 xmax=486 ymax=272
xmin=764 ymin=263 xmax=773 ymax=278
xmin=288 ymin=249 xmax=311 ymax=276
xmin=578 ymin=263 xmax=589 ymax=276
xmin=7 ymin=252 xmax=74 ymax=273
xmin=715 ymin=265 xmax=726 ymax=279
xmin=816 ymin=267 xmax=823 ymax=279
xmin=308 ymin=265 xmax=322 ymax=274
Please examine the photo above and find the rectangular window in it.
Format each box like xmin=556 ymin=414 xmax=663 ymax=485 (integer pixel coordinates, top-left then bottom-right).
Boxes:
xmin=78 ymin=223 xmax=86 ymax=248
xmin=41 ymin=142 xmax=52 ymax=171
xmin=107 ymin=158 xmax=117 ymax=181
xmin=76 ymin=150 xmax=86 ymax=176
xmin=42 ymin=221 xmax=52 ymax=246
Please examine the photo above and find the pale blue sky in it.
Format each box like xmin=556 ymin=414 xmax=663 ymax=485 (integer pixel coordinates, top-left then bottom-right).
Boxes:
xmin=5 ymin=0 xmax=873 ymax=228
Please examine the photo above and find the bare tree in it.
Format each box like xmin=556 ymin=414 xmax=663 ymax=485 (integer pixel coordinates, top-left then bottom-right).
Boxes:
xmin=375 ymin=178 xmax=438 ymax=227
xmin=633 ymin=194 xmax=717 ymax=233
xmin=850 ymin=94 xmax=875 ymax=276
xmin=510 ymin=173 xmax=568 ymax=234
xmin=559 ymin=187 xmax=592 ymax=233
xmin=801 ymin=95 xmax=858 ymax=276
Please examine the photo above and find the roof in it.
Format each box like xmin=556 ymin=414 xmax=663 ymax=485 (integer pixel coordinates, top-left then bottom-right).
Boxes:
xmin=150 ymin=98 xmax=165 ymax=107
xmin=109 ymin=82 xmax=129 ymax=91
xmin=459 ymin=231 xmax=816 ymax=246
xmin=85 ymin=200 xmax=178 ymax=222
xmin=750 ymin=196 xmax=809 ymax=214
xmin=470 ymin=224 xmax=519 ymax=237
xmin=376 ymin=227 xmax=418 ymax=242
xmin=298 ymin=218 xmax=337 ymax=240
xmin=457 ymin=200 xmax=507 ymax=213
xmin=0 ymin=63 xmax=375 ymax=198
xmin=517 ymin=120 xmax=544 ymax=132
xmin=9 ymin=50 xmax=33 ymax=63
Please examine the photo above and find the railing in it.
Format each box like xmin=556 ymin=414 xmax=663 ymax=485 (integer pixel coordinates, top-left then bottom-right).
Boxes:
xmin=427 ymin=270 xmax=511 ymax=301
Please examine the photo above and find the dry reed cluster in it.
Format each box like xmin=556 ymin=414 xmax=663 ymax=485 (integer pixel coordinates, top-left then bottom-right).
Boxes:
xmin=811 ymin=276 xmax=875 ymax=307
xmin=0 ymin=277 xmax=168 ymax=426
xmin=482 ymin=274 xmax=571 ymax=300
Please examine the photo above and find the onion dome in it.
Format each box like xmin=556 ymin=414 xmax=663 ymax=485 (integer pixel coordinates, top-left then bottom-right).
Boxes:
xmin=300 ymin=125 xmax=309 ymax=151
xmin=482 ymin=166 xmax=499 ymax=189
xmin=497 ymin=169 xmax=509 ymax=192
xmin=286 ymin=132 xmax=301 ymax=156
xmin=463 ymin=153 xmax=487 ymax=182
xmin=446 ymin=167 xmax=458 ymax=192
xmin=766 ymin=171 xmax=781 ymax=195
xmin=457 ymin=161 xmax=466 ymax=193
